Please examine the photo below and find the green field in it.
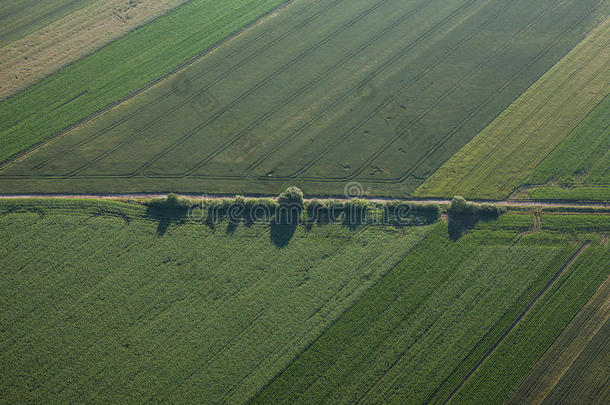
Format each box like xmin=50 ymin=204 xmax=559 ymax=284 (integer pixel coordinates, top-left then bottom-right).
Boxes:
xmin=507 ymin=275 xmax=610 ymax=404
xmin=0 ymin=0 xmax=288 ymax=162
xmin=451 ymin=235 xmax=610 ymax=404
xmin=516 ymin=96 xmax=610 ymax=202
xmin=0 ymin=0 xmax=606 ymax=195
xmin=0 ymin=199 xmax=434 ymax=402
xmin=252 ymin=213 xmax=606 ymax=404
xmin=0 ymin=0 xmax=95 ymax=47
xmin=415 ymin=20 xmax=610 ymax=200
xmin=1 ymin=201 xmax=607 ymax=402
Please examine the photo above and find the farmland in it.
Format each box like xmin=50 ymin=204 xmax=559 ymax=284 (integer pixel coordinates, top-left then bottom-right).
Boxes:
xmin=252 ymin=213 xmax=606 ymax=404
xmin=0 ymin=0 xmax=289 ymax=163
xmin=516 ymin=96 xmax=610 ymax=202
xmin=0 ymin=198 xmax=434 ymax=403
xmin=0 ymin=0 xmax=95 ymax=48
xmin=415 ymin=19 xmax=610 ymax=200
xmin=507 ymin=275 xmax=610 ymax=404
xmin=1 ymin=201 xmax=607 ymax=403
xmin=0 ymin=0 xmax=607 ymax=195
xmin=450 ymin=234 xmax=609 ymax=404
xmin=0 ymin=0 xmax=609 ymax=401
xmin=0 ymin=0 xmax=191 ymax=99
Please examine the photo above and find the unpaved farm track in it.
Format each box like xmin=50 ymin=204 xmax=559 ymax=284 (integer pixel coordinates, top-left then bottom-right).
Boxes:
xmin=0 ymin=193 xmax=608 ymax=210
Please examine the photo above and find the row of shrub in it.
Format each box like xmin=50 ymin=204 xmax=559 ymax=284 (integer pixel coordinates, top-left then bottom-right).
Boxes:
xmin=144 ymin=188 xmax=443 ymax=226
xmin=448 ymin=196 xmax=505 ymax=218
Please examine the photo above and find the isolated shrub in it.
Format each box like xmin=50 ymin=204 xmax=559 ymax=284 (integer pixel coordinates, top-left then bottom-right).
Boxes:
xmin=278 ymin=186 xmax=304 ymax=208
xmin=449 ymin=196 xmax=475 ymax=215
xmin=448 ymin=196 xmax=504 ymax=218
xmin=145 ymin=193 xmax=190 ymax=210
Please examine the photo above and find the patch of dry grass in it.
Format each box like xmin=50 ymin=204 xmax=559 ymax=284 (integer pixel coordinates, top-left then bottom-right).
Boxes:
xmin=0 ymin=0 xmax=189 ymax=100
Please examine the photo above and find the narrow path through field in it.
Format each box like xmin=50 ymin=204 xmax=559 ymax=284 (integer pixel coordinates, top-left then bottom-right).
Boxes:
xmin=442 ymin=240 xmax=593 ymax=404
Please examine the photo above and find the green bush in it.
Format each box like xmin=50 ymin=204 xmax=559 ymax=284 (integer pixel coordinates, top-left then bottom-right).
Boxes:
xmin=278 ymin=186 xmax=304 ymax=208
xmin=145 ymin=193 xmax=191 ymax=210
xmin=448 ymin=196 xmax=505 ymax=218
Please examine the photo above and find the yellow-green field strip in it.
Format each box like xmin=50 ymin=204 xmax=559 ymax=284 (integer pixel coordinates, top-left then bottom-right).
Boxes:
xmin=416 ymin=19 xmax=610 ymax=200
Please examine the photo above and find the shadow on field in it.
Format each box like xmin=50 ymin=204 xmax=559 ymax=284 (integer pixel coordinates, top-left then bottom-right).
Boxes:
xmin=448 ymin=215 xmax=478 ymax=241
xmin=448 ymin=214 xmax=500 ymax=241
xmin=270 ymin=210 xmax=299 ymax=248
xmin=145 ymin=206 xmax=188 ymax=236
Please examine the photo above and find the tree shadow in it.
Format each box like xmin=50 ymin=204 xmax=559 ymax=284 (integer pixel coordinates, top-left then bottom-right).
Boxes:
xmin=448 ymin=214 xmax=478 ymax=241
xmin=342 ymin=208 xmax=366 ymax=231
xmin=448 ymin=212 xmax=500 ymax=241
xmin=270 ymin=208 xmax=300 ymax=248
xmin=145 ymin=206 xmax=188 ymax=236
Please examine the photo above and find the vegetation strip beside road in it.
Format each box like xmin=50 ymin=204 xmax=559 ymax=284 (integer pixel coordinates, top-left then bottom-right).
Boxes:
xmin=0 ymin=194 xmax=607 ymax=211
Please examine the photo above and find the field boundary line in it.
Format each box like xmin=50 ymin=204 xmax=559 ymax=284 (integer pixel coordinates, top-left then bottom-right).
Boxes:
xmin=465 ymin=41 xmax=610 ymax=196
xmin=243 ymin=0 xmax=489 ymax=176
xmin=510 ymin=274 xmax=610 ymax=404
xmin=415 ymin=16 xmax=608 ymax=196
xmin=337 ymin=0 xmax=604 ymax=182
xmin=27 ymin=0 xmax=334 ymax=173
xmin=444 ymin=30 xmax=609 ymax=195
xmin=0 ymin=0 xmax=300 ymax=170
xmin=495 ymin=80 xmax=609 ymax=196
xmin=178 ymin=0 xmax=441 ymax=177
xmin=289 ymin=0 xmax=566 ymax=179
xmin=0 ymin=0 xmax=93 ymax=46
xmin=64 ymin=0 xmax=392 ymax=178
xmin=442 ymin=240 xmax=592 ymax=404
xmin=246 ymin=229 xmax=440 ymax=403
xmin=355 ymin=257 xmax=494 ymax=403
xmin=373 ymin=0 xmax=607 ymax=186
xmin=431 ymin=19 xmax=608 ymax=184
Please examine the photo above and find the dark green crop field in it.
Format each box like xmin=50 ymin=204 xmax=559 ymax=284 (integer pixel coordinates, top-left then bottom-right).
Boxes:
xmin=0 ymin=0 xmax=606 ymax=195
xmin=507 ymin=273 xmax=610 ymax=405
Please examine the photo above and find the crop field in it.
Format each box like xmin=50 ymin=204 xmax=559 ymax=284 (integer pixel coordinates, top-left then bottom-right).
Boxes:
xmin=0 ymin=199 xmax=434 ymax=403
xmin=416 ymin=19 xmax=610 ymax=200
xmin=0 ymin=0 xmax=607 ymax=195
xmin=0 ymin=0 xmax=95 ymax=48
xmin=451 ymin=234 xmax=610 ymax=404
xmin=516 ymin=95 xmax=610 ymax=202
xmin=508 ymin=275 xmax=610 ymax=404
xmin=0 ymin=0 xmax=288 ymax=163
xmin=1 ymin=202 xmax=607 ymax=403
xmin=0 ymin=0 xmax=191 ymax=99
xmin=251 ymin=213 xmax=607 ymax=404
